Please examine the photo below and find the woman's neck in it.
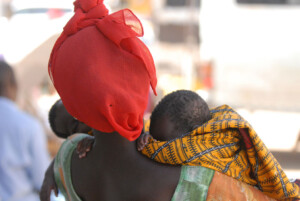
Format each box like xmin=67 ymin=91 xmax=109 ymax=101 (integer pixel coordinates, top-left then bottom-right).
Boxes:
xmin=92 ymin=130 xmax=138 ymax=157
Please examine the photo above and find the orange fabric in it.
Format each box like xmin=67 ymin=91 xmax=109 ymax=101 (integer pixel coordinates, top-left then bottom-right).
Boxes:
xmin=207 ymin=171 xmax=277 ymax=201
xmin=49 ymin=0 xmax=156 ymax=141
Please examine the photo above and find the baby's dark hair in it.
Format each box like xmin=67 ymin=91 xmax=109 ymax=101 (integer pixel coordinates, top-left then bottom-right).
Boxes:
xmin=150 ymin=90 xmax=211 ymax=140
xmin=49 ymin=99 xmax=69 ymax=138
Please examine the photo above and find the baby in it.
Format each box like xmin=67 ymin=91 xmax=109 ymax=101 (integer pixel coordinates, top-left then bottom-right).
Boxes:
xmin=49 ymin=99 xmax=92 ymax=138
xmin=49 ymin=99 xmax=94 ymax=158
xmin=137 ymin=89 xmax=252 ymax=152
xmin=137 ymin=89 xmax=211 ymax=151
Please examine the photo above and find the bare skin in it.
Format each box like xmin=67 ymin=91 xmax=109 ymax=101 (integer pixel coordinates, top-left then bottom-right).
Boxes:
xmin=40 ymin=132 xmax=180 ymax=201
xmin=71 ymin=130 xmax=181 ymax=201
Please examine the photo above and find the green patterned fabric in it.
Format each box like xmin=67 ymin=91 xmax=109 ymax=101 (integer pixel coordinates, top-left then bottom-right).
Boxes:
xmin=54 ymin=134 xmax=88 ymax=201
xmin=171 ymin=166 xmax=215 ymax=201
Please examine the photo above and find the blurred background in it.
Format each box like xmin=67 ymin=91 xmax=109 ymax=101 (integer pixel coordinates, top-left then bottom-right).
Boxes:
xmin=0 ymin=0 xmax=299 ymax=182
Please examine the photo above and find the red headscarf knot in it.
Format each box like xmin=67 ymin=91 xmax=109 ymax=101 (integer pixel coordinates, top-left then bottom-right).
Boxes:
xmin=73 ymin=0 xmax=102 ymax=12
xmin=63 ymin=0 xmax=108 ymax=36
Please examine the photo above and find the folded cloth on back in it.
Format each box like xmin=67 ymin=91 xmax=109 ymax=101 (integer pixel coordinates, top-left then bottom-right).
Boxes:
xmin=141 ymin=105 xmax=300 ymax=200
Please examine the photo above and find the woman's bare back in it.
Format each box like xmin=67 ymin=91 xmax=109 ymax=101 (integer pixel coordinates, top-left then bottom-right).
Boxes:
xmin=71 ymin=133 xmax=181 ymax=201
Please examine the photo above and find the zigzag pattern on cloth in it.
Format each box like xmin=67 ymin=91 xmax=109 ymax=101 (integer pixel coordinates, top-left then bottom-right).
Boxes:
xmin=141 ymin=105 xmax=300 ymax=200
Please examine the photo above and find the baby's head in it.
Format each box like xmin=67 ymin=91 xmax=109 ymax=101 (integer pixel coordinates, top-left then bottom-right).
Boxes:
xmin=149 ymin=90 xmax=211 ymax=141
xmin=49 ymin=99 xmax=91 ymax=138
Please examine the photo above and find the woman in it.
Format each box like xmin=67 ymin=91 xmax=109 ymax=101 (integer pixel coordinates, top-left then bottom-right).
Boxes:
xmin=44 ymin=0 xmax=180 ymax=200
xmin=41 ymin=0 xmax=287 ymax=200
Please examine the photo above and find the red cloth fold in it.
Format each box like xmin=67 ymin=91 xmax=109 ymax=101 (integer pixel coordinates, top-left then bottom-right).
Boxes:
xmin=49 ymin=0 xmax=156 ymax=141
xmin=238 ymin=128 xmax=253 ymax=149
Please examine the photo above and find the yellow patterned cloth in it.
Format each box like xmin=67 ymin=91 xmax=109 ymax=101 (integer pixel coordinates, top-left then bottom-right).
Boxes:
xmin=141 ymin=105 xmax=300 ymax=200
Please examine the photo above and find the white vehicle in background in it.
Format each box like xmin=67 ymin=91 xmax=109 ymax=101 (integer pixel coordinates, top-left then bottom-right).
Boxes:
xmin=200 ymin=0 xmax=300 ymax=151
xmin=4 ymin=0 xmax=74 ymax=64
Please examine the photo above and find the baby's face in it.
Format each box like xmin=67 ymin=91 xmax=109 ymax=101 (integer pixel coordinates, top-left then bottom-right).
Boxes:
xmin=55 ymin=102 xmax=91 ymax=136
xmin=150 ymin=115 xmax=177 ymax=141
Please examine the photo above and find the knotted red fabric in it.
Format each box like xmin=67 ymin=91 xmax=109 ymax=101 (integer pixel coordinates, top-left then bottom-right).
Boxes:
xmin=49 ymin=0 xmax=157 ymax=141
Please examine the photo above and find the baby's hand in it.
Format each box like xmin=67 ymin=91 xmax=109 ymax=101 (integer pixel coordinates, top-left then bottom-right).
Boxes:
xmin=137 ymin=133 xmax=153 ymax=151
xmin=76 ymin=136 xmax=95 ymax=158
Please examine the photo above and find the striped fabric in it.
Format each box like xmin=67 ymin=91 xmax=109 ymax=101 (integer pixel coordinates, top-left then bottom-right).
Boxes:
xmin=141 ymin=105 xmax=300 ymax=200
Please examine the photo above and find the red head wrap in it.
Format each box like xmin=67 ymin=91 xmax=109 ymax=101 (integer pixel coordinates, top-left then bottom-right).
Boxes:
xmin=49 ymin=0 xmax=157 ymax=141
